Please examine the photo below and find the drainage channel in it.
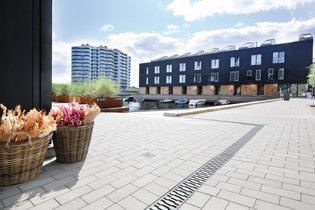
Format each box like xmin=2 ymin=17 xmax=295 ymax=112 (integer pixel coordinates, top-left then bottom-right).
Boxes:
xmin=145 ymin=124 xmax=264 ymax=210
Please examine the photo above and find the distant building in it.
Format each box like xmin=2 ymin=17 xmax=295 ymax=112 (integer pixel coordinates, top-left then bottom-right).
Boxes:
xmin=139 ymin=34 xmax=313 ymax=96
xmin=71 ymin=44 xmax=131 ymax=90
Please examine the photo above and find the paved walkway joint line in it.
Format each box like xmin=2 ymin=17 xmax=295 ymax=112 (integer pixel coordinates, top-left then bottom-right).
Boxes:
xmin=146 ymin=125 xmax=264 ymax=210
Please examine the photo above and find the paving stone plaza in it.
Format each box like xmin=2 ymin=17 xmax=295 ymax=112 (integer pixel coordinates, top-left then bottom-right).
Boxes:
xmin=1 ymin=99 xmax=315 ymax=210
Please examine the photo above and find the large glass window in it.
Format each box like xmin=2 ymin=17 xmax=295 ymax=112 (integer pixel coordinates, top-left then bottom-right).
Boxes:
xmin=273 ymin=51 xmax=285 ymax=63
xmin=230 ymin=57 xmax=240 ymax=67
xmin=179 ymin=63 xmax=186 ymax=72
xmin=166 ymin=75 xmax=172 ymax=84
xmin=166 ymin=64 xmax=172 ymax=73
xmin=146 ymin=67 xmax=149 ymax=75
xmin=255 ymin=69 xmax=261 ymax=81
xmin=278 ymin=68 xmax=284 ymax=80
xmin=251 ymin=54 xmax=262 ymax=65
xmin=211 ymin=59 xmax=219 ymax=69
xmin=146 ymin=77 xmax=148 ymax=85
xmin=179 ymin=75 xmax=186 ymax=83
xmin=154 ymin=66 xmax=160 ymax=74
xmin=194 ymin=74 xmax=201 ymax=83
xmin=268 ymin=68 xmax=274 ymax=80
xmin=154 ymin=76 xmax=159 ymax=84
xmin=210 ymin=72 xmax=219 ymax=82
xmin=194 ymin=61 xmax=202 ymax=70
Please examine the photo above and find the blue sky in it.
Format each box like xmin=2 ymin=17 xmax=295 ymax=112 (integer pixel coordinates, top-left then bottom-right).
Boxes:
xmin=53 ymin=0 xmax=315 ymax=86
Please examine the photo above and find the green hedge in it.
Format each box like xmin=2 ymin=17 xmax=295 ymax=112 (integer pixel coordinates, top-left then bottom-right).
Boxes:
xmin=52 ymin=77 xmax=120 ymax=97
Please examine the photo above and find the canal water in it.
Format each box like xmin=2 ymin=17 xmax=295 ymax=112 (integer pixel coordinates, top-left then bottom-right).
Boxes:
xmin=123 ymin=100 xmax=213 ymax=112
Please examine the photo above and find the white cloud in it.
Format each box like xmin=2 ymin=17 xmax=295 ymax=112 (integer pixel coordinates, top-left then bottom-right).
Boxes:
xmin=183 ymin=18 xmax=315 ymax=52
xmin=53 ymin=18 xmax=315 ymax=86
xmin=164 ymin=24 xmax=180 ymax=35
xmin=167 ymin=0 xmax=315 ymax=22
xmin=100 ymin=24 xmax=114 ymax=32
xmin=52 ymin=40 xmax=72 ymax=83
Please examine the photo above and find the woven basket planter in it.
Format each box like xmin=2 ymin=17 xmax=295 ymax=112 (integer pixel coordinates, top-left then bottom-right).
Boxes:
xmin=53 ymin=122 xmax=94 ymax=163
xmin=0 ymin=133 xmax=53 ymax=186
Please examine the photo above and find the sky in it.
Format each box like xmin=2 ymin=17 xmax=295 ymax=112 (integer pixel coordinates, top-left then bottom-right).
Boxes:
xmin=53 ymin=0 xmax=315 ymax=87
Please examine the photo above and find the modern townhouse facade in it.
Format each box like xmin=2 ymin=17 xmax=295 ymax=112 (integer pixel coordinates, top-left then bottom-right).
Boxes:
xmin=72 ymin=44 xmax=131 ymax=90
xmin=139 ymin=34 xmax=313 ymax=96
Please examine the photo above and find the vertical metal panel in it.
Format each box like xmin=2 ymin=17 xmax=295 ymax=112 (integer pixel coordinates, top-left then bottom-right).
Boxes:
xmin=0 ymin=0 xmax=52 ymax=111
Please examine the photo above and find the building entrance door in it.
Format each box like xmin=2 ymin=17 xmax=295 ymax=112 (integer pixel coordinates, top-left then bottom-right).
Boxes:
xmin=214 ymin=86 xmax=220 ymax=95
xmin=182 ymin=86 xmax=187 ymax=94
xmin=169 ymin=87 xmax=173 ymax=94
xmin=157 ymin=87 xmax=161 ymax=94
xmin=258 ymin=85 xmax=264 ymax=95
xmin=197 ymin=86 xmax=202 ymax=95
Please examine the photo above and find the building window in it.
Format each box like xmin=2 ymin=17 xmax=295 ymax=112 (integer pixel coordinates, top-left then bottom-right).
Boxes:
xmin=229 ymin=71 xmax=239 ymax=81
xmin=154 ymin=66 xmax=160 ymax=74
xmin=247 ymin=70 xmax=252 ymax=80
xmin=234 ymin=71 xmax=239 ymax=81
xmin=230 ymin=57 xmax=240 ymax=67
xmin=194 ymin=74 xmax=201 ymax=83
xmin=251 ymin=54 xmax=262 ymax=65
xmin=146 ymin=67 xmax=149 ymax=75
xmin=230 ymin=71 xmax=235 ymax=81
xmin=179 ymin=75 xmax=186 ymax=83
xmin=278 ymin=68 xmax=284 ymax=80
xmin=194 ymin=61 xmax=202 ymax=70
xmin=166 ymin=64 xmax=172 ymax=73
xmin=154 ymin=76 xmax=159 ymax=84
xmin=273 ymin=51 xmax=285 ymax=63
xmin=268 ymin=68 xmax=274 ymax=80
xmin=210 ymin=72 xmax=219 ymax=82
xmin=255 ymin=69 xmax=261 ymax=81
xmin=166 ymin=75 xmax=172 ymax=84
xmin=211 ymin=59 xmax=219 ymax=69
xmin=179 ymin=63 xmax=186 ymax=72
xmin=146 ymin=77 xmax=148 ymax=85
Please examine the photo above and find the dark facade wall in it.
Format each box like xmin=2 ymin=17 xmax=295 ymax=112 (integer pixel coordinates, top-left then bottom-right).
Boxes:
xmin=0 ymin=0 xmax=52 ymax=111
xmin=139 ymin=39 xmax=313 ymax=87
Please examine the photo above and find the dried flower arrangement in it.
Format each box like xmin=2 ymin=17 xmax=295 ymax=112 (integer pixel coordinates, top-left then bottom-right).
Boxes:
xmin=50 ymin=100 xmax=100 ymax=127
xmin=0 ymin=104 xmax=57 ymax=143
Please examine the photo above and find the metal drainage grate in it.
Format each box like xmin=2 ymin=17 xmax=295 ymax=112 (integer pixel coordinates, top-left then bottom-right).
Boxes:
xmin=146 ymin=125 xmax=263 ymax=210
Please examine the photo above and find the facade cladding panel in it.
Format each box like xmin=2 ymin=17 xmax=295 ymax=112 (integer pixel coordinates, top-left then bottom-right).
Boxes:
xmin=139 ymin=38 xmax=313 ymax=88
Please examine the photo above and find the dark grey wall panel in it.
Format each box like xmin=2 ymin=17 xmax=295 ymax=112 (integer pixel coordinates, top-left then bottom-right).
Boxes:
xmin=0 ymin=0 xmax=52 ymax=111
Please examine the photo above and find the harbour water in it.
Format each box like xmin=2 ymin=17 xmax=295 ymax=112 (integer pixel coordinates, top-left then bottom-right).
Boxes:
xmin=124 ymin=100 xmax=213 ymax=112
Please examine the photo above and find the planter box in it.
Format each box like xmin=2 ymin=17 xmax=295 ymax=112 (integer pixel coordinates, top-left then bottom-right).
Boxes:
xmin=93 ymin=97 xmax=123 ymax=108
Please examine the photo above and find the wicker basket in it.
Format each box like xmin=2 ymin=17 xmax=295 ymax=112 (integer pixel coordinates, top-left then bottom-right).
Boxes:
xmin=0 ymin=132 xmax=53 ymax=186
xmin=53 ymin=122 xmax=94 ymax=163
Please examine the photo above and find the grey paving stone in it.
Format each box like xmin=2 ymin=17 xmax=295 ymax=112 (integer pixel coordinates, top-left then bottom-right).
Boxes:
xmin=18 ymin=177 xmax=55 ymax=192
xmin=42 ymin=176 xmax=77 ymax=191
xmin=0 ymin=186 xmax=21 ymax=200
xmin=2 ymin=186 xmax=45 ymax=207
xmin=54 ymin=185 xmax=93 ymax=205
xmin=80 ymin=197 xmax=114 ymax=210
xmin=255 ymin=200 xmax=291 ymax=210
xmin=186 ymin=191 xmax=211 ymax=208
xmin=217 ymin=182 xmax=242 ymax=193
xmin=81 ymin=184 xmax=116 ymax=203
xmin=27 ymin=199 xmax=60 ymax=210
xmin=132 ymin=188 xmax=159 ymax=205
xmin=225 ymin=202 xmax=249 ymax=210
xmin=261 ymin=185 xmax=300 ymax=200
xmin=218 ymin=190 xmax=256 ymax=207
xmin=53 ymin=198 xmax=87 ymax=210
xmin=30 ymin=185 xmax=70 ymax=205
xmin=118 ymin=196 xmax=147 ymax=210
xmin=280 ymin=197 xmax=315 ymax=210
xmin=241 ymin=187 xmax=279 ymax=204
xmin=202 ymin=197 xmax=229 ymax=210
xmin=107 ymin=184 xmax=138 ymax=202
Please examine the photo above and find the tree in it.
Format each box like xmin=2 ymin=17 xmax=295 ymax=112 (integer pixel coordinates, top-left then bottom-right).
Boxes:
xmin=308 ymin=64 xmax=315 ymax=88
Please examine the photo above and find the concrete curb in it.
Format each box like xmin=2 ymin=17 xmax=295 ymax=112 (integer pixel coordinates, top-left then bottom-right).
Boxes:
xmin=164 ymin=99 xmax=281 ymax=117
